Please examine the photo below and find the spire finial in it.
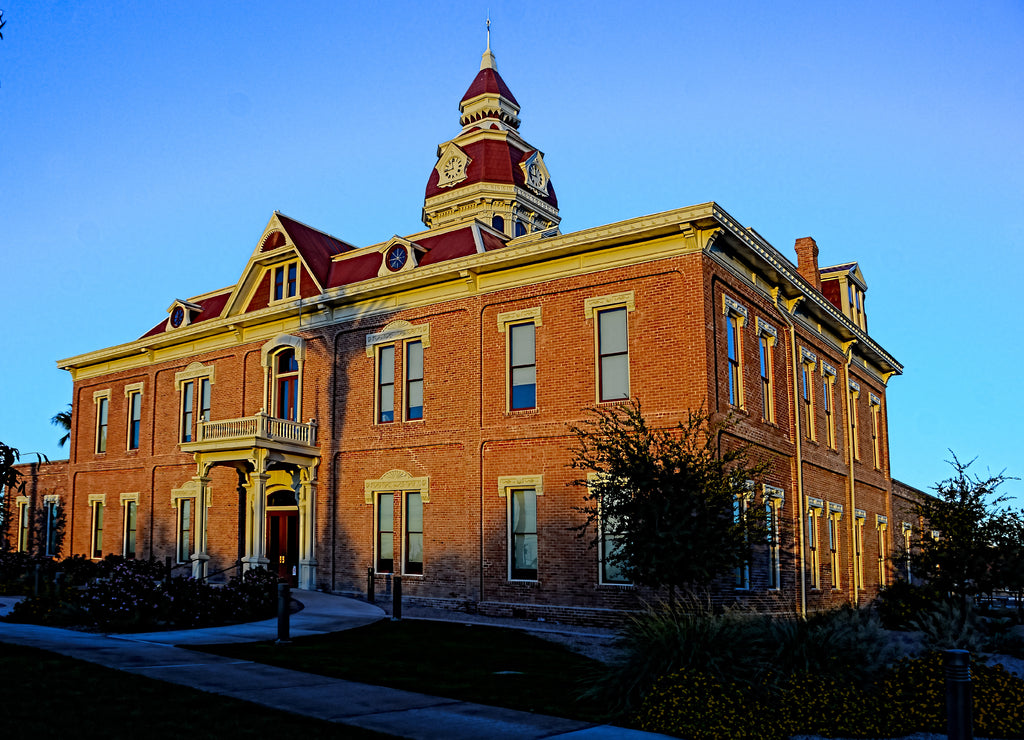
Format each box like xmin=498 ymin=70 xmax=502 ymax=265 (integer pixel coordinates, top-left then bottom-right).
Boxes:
xmin=480 ymin=15 xmax=497 ymax=71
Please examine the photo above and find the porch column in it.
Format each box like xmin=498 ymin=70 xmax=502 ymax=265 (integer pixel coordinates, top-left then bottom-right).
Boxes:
xmin=190 ymin=467 xmax=211 ymax=579
xmin=242 ymin=450 xmax=271 ymax=572
xmin=298 ymin=460 xmax=319 ymax=590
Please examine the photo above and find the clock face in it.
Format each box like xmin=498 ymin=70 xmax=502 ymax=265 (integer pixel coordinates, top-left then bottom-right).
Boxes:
xmin=385 ymin=245 xmax=408 ymax=272
xmin=170 ymin=306 xmax=185 ymax=328
xmin=443 ymin=156 xmax=460 ymax=177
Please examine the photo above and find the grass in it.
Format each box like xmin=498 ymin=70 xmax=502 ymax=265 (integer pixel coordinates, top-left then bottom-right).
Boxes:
xmin=0 ymin=642 xmax=391 ymax=739
xmin=195 ymin=618 xmax=607 ymax=722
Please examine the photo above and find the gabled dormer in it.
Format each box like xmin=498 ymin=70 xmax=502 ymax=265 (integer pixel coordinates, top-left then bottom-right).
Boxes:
xmin=165 ymin=298 xmax=203 ymax=331
xmin=222 ymin=212 xmax=351 ymax=317
xmin=376 ymin=236 xmax=425 ymax=277
xmin=821 ymin=262 xmax=869 ymax=332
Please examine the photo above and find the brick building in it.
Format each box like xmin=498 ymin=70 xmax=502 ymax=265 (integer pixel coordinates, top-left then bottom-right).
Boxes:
xmin=5 ymin=42 xmax=902 ymax=621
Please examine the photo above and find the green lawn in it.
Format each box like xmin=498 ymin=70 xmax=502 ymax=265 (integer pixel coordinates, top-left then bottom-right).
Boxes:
xmin=196 ymin=619 xmax=608 ymax=722
xmin=0 ymin=642 xmax=390 ymax=739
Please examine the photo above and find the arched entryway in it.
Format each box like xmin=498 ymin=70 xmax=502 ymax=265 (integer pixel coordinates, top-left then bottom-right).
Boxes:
xmin=266 ymin=488 xmax=299 ymax=586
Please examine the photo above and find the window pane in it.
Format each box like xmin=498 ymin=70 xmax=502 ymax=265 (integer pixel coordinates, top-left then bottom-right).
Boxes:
xmin=182 ymin=382 xmax=194 ymax=442
xmin=407 ymin=380 xmax=423 ymax=417
xmin=200 ymin=378 xmax=211 ymax=421
xmin=287 ymin=263 xmax=297 ymax=296
xmin=274 ymin=267 xmax=284 ymax=301
xmin=511 ymin=380 xmax=536 ymax=410
xmin=406 ymin=493 xmax=423 ymax=574
xmin=380 ymin=385 xmax=394 ymax=422
xmin=510 ymin=323 xmax=535 ymax=366
xmin=511 ymin=490 xmax=538 ymax=578
xmin=406 ymin=493 xmax=422 ymax=532
xmin=598 ymin=308 xmax=627 ymax=355
xmin=406 ymin=341 xmax=423 ymax=379
xmin=379 ymin=346 xmax=394 ymax=384
xmin=601 ymin=354 xmax=629 ymax=400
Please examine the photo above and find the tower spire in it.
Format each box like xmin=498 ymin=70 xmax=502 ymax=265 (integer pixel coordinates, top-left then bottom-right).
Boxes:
xmin=481 ymin=16 xmax=497 ymax=71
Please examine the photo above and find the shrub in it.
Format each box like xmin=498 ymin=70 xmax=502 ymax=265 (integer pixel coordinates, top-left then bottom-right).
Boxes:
xmin=874 ymin=580 xmax=941 ymax=629
xmin=637 ymin=652 xmax=1024 ymax=739
xmin=910 ymin=597 xmax=988 ymax=652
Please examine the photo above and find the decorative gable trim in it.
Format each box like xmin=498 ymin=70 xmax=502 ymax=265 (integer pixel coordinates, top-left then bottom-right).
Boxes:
xmin=364 ymin=469 xmax=430 ymax=504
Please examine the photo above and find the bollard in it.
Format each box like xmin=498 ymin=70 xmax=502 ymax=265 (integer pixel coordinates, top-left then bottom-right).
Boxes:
xmin=367 ymin=566 xmax=375 ymax=604
xmin=276 ymin=582 xmax=291 ymax=644
xmin=33 ymin=564 xmax=41 ymax=597
xmin=392 ymin=575 xmax=402 ymax=621
xmin=54 ymin=572 xmax=64 ymax=600
xmin=945 ymin=649 xmax=972 ymax=740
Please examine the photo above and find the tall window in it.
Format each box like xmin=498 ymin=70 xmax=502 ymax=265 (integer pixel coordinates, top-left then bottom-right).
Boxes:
xmin=275 ymin=350 xmax=299 ymax=421
xmin=600 ymin=511 xmax=629 ymax=584
xmin=828 ymin=512 xmax=841 ymax=589
xmin=510 ymin=489 xmax=538 ymax=580
xmin=177 ymin=365 xmax=214 ymax=444
xmin=759 ymin=335 xmax=773 ymax=422
xmin=854 ymin=514 xmax=865 ymax=590
xmin=597 ymin=307 xmax=629 ymax=401
xmin=17 ymin=500 xmax=30 ymax=552
xmin=734 ymin=494 xmax=750 ymax=589
xmin=181 ymin=381 xmax=195 ymax=443
xmin=822 ymin=370 xmax=836 ymax=449
xmin=726 ymin=314 xmax=742 ymax=407
xmin=377 ymin=346 xmax=395 ymax=423
xmin=807 ymin=504 xmax=821 ymax=590
xmin=902 ymin=523 xmax=913 ymax=584
xmin=870 ymin=396 xmax=882 ymax=469
xmin=377 ymin=493 xmax=394 ymax=572
xmin=96 ymin=396 xmax=109 ymax=453
xmin=43 ymin=499 xmax=59 ymax=557
xmin=123 ymin=500 xmax=137 ymax=558
xmin=127 ymin=390 xmax=141 ymax=450
xmin=405 ymin=341 xmax=424 ymax=420
xmin=509 ymin=322 xmax=537 ymax=410
xmin=272 ymin=261 xmax=298 ymax=301
xmin=801 ymin=354 xmax=816 ymax=441
xmin=404 ymin=492 xmax=423 ymax=575
xmin=766 ymin=493 xmax=782 ymax=590
xmin=177 ymin=499 xmax=193 ymax=563
xmin=877 ymin=517 xmax=888 ymax=587
xmin=90 ymin=500 xmax=104 ymax=559
xmin=849 ymin=388 xmax=860 ymax=460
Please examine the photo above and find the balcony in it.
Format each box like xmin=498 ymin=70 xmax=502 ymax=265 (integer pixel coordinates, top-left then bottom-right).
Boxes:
xmin=180 ymin=411 xmax=319 ymax=456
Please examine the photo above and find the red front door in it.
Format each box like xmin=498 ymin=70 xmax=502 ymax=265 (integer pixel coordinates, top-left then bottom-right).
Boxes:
xmin=266 ymin=510 xmax=299 ymax=586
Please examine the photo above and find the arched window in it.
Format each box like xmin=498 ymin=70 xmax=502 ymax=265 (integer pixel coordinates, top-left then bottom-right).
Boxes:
xmin=491 ymin=215 xmax=505 ymax=233
xmin=514 ymin=220 xmax=527 ymax=237
xmin=274 ymin=349 xmax=299 ymax=421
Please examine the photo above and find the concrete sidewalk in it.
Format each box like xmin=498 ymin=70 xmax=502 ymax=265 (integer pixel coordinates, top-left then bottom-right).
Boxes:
xmin=0 ymin=590 xmax=665 ymax=740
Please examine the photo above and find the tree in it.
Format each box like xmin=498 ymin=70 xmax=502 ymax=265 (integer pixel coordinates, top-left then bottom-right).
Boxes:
xmin=911 ymin=454 xmax=1011 ymax=598
xmin=569 ymin=401 xmax=768 ymax=599
xmin=990 ymin=508 xmax=1024 ymax=614
xmin=51 ymin=404 xmax=71 ymax=448
xmin=0 ymin=442 xmax=26 ymax=550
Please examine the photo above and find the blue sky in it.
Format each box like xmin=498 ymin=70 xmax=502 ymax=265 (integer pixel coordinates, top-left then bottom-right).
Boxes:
xmin=2 ymin=1 xmax=1022 ymax=501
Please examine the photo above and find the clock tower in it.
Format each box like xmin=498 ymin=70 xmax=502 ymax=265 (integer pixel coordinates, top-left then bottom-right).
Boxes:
xmin=422 ymin=35 xmax=560 ymax=237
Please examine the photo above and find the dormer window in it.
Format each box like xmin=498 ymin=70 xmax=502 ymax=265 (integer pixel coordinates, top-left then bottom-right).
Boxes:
xmin=272 ymin=261 xmax=299 ymax=302
xmin=166 ymin=299 xmax=202 ymax=331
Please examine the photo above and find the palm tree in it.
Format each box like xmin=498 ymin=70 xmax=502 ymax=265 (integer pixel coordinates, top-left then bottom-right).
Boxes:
xmin=52 ymin=405 xmax=71 ymax=448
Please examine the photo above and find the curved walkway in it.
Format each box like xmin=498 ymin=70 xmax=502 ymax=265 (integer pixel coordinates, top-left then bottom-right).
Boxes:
xmin=0 ymin=590 xmax=667 ymax=740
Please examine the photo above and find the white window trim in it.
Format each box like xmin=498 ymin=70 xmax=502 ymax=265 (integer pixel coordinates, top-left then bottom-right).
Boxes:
xmin=584 ymin=291 xmax=636 ymax=320
xmin=124 ymin=382 xmax=144 ymax=451
xmin=15 ymin=496 xmax=31 ymax=552
xmin=501 ymin=477 xmax=542 ymax=583
xmin=87 ymin=494 xmax=106 ymax=559
xmin=93 ymin=389 xmax=111 ymax=453
xmin=269 ymin=259 xmax=300 ymax=304
xmin=364 ymin=469 xmax=430 ymax=504
xmin=120 ymin=493 xmax=139 ymax=558
xmin=499 ymin=307 xmax=542 ymax=414
xmin=764 ymin=486 xmax=784 ymax=590
xmin=175 ymin=362 xmax=215 ymax=444
xmin=403 ymin=338 xmax=425 ymax=422
xmin=259 ymin=335 xmax=306 ymax=421
xmin=586 ymin=293 xmax=635 ymax=405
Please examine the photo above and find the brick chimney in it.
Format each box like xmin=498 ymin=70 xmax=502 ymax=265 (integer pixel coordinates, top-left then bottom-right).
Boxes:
xmin=794 ymin=237 xmax=821 ymax=291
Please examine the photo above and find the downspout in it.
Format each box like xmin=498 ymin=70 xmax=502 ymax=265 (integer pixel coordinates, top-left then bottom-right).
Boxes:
xmin=773 ymin=288 xmax=807 ymax=619
xmin=842 ymin=340 xmax=859 ymax=606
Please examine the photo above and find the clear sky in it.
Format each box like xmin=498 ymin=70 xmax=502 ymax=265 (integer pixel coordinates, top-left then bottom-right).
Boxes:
xmin=1 ymin=1 xmax=1022 ymax=501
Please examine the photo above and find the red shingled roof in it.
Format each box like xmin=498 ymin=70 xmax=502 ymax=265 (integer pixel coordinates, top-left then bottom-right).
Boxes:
xmin=326 ymin=251 xmax=382 ymax=289
xmin=416 ymin=227 xmax=481 ymax=266
xmin=461 ymin=67 xmax=519 ymax=107
xmin=277 ymin=213 xmax=355 ymax=287
xmin=424 ymin=139 xmax=557 ymax=207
